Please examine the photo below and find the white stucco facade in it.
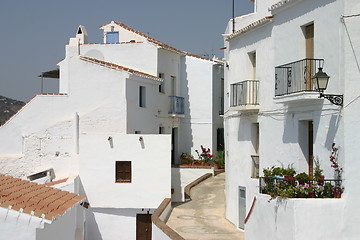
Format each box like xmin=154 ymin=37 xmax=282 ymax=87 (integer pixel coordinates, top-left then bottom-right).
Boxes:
xmin=224 ymin=0 xmax=360 ymax=239
xmin=0 ymin=20 xmax=223 ymax=239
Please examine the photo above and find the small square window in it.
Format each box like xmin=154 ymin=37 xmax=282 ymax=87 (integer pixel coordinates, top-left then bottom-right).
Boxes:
xmin=116 ymin=161 xmax=131 ymax=183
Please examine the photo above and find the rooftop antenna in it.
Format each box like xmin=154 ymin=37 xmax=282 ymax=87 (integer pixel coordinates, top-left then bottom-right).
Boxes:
xmin=232 ymin=0 xmax=235 ymax=33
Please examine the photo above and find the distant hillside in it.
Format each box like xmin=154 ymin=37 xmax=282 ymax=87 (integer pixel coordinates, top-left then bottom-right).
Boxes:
xmin=0 ymin=96 xmax=25 ymax=126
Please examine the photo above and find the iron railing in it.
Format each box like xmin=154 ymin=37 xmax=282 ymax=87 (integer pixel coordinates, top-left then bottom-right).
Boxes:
xmin=230 ymin=80 xmax=259 ymax=107
xmin=275 ymin=58 xmax=324 ymax=96
xmin=169 ymin=96 xmax=184 ymax=115
xmin=259 ymin=177 xmax=343 ymax=198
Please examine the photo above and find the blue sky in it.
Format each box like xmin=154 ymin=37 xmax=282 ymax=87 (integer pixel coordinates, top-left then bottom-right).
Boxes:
xmin=0 ymin=0 xmax=253 ymax=101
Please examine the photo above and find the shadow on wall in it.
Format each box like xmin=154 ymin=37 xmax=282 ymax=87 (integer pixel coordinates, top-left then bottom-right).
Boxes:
xmin=78 ymin=177 xmax=103 ymax=240
xmin=171 ymin=168 xmax=182 ymax=202
xmin=324 ymin=113 xmax=341 ymax=151
xmin=179 ymin=56 xmax=193 ymax=157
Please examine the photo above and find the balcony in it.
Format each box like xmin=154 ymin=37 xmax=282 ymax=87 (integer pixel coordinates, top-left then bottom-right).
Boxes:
xmin=230 ymin=80 xmax=259 ymax=111
xmin=274 ymin=58 xmax=325 ymax=104
xmin=169 ymin=96 xmax=184 ymax=116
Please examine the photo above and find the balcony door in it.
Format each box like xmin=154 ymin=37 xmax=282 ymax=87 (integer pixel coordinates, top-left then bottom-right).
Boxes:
xmin=305 ymin=24 xmax=314 ymax=90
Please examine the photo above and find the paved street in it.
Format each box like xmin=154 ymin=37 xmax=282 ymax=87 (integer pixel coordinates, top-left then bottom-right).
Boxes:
xmin=167 ymin=172 xmax=244 ymax=240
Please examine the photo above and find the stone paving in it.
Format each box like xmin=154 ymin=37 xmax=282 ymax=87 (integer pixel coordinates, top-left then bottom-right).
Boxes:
xmin=167 ymin=172 xmax=244 ymax=240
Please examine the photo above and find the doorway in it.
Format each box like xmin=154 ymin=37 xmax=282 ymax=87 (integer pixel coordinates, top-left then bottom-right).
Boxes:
xmin=238 ymin=186 xmax=246 ymax=230
xmin=299 ymin=120 xmax=314 ymax=177
xmin=171 ymin=128 xmax=178 ymax=164
xmin=136 ymin=214 xmax=152 ymax=240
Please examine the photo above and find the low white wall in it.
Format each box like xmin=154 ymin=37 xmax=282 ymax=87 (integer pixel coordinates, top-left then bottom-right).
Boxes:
xmin=37 ymin=206 xmax=84 ymax=240
xmin=245 ymin=194 xmax=346 ymax=240
xmin=152 ymin=224 xmax=172 ymax=240
xmin=79 ymin=134 xmax=171 ymax=208
xmin=171 ymin=167 xmax=213 ymax=202
xmin=86 ymin=208 xmax=155 ymax=240
xmin=0 ymin=207 xmax=42 ymax=240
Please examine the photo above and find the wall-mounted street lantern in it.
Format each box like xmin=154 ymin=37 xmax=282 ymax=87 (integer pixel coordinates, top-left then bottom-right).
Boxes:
xmin=312 ymin=67 xmax=343 ymax=106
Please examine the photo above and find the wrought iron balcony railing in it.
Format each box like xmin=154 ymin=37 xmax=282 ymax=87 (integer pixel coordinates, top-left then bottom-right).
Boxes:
xmin=169 ymin=96 xmax=184 ymax=115
xmin=275 ymin=58 xmax=324 ymax=96
xmin=230 ymin=80 xmax=259 ymax=107
xmin=259 ymin=177 xmax=343 ymax=198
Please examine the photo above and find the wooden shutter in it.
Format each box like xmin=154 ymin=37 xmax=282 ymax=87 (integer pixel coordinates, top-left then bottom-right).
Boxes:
xmin=305 ymin=24 xmax=314 ymax=90
xmin=116 ymin=161 xmax=131 ymax=183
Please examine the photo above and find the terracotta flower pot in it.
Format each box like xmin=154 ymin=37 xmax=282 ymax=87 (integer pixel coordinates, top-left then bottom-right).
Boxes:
xmin=309 ymin=191 xmax=315 ymax=198
xmin=334 ymin=192 xmax=342 ymax=198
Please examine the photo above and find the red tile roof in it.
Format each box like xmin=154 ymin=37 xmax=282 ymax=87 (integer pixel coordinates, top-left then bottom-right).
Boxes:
xmin=0 ymin=174 xmax=85 ymax=221
xmin=79 ymin=56 xmax=163 ymax=82
xmin=269 ymin=0 xmax=300 ymax=12
xmin=226 ymin=16 xmax=273 ymax=41
xmin=100 ymin=21 xmax=222 ymax=63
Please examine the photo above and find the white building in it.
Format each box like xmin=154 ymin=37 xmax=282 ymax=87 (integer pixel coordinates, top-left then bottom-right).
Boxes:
xmin=223 ymin=0 xmax=360 ymax=239
xmin=0 ymin=21 xmax=223 ymax=239
xmin=0 ymin=173 xmax=85 ymax=240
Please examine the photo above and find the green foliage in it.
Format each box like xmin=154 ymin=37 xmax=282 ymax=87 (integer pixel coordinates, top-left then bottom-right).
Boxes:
xmin=215 ymin=150 xmax=225 ymax=168
xmin=295 ymin=172 xmax=309 ymax=180
xmin=314 ymin=156 xmax=324 ymax=180
xmin=180 ymin=152 xmax=194 ymax=164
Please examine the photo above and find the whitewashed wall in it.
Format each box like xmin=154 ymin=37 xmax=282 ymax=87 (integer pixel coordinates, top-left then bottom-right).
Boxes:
xmin=245 ymin=194 xmax=345 ymax=240
xmin=342 ymin=0 xmax=360 ymax=238
xmin=37 ymin=206 xmax=84 ymax=240
xmin=126 ymin=75 xmax=160 ymax=134
xmin=0 ymin=203 xmax=83 ymax=240
xmin=171 ymin=167 xmax=213 ymax=202
xmin=81 ymin=43 xmax=158 ymax=76
xmin=179 ymin=56 xmax=215 ymax=157
xmin=79 ymin=134 xmax=171 ymax=208
xmin=85 ymin=208 xmax=154 ymax=240
xmin=224 ymin=0 xmax=348 ymax=234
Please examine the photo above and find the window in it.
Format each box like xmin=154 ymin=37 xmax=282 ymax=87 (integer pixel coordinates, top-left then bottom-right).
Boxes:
xmin=159 ymin=126 xmax=164 ymax=134
xmin=116 ymin=161 xmax=131 ymax=183
xmin=106 ymin=32 xmax=119 ymax=43
xmin=251 ymin=123 xmax=259 ymax=178
xmin=158 ymin=73 xmax=165 ymax=93
xmin=139 ymin=86 xmax=146 ymax=107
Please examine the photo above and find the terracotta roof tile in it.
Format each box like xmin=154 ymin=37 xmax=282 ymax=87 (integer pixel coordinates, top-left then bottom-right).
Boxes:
xmin=0 ymin=174 xmax=85 ymax=222
xmin=100 ymin=21 xmax=221 ymax=63
xmin=79 ymin=56 xmax=163 ymax=82
xmin=226 ymin=16 xmax=274 ymax=41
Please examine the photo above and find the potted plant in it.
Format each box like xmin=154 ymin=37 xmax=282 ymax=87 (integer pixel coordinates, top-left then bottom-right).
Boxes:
xmin=293 ymin=185 xmax=306 ymax=198
xmin=332 ymin=186 xmax=344 ymax=198
xmin=295 ymin=172 xmax=309 ymax=185
xmin=214 ymin=150 xmax=225 ymax=169
xmin=195 ymin=145 xmax=213 ymax=167
xmin=263 ymin=166 xmax=275 ymax=183
xmin=283 ymin=164 xmax=296 ymax=184
xmin=180 ymin=152 xmax=194 ymax=166
xmin=314 ymin=157 xmax=324 ymax=185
